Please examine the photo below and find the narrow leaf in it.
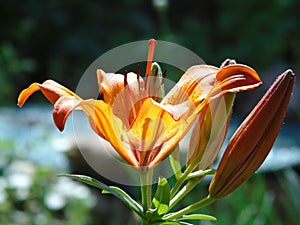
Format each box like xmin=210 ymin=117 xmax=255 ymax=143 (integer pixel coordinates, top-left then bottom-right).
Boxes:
xmin=178 ymin=222 xmax=194 ymax=225
xmin=59 ymin=174 xmax=143 ymax=218
xmin=152 ymin=177 xmax=170 ymax=215
xmin=102 ymin=185 xmax=142 ymax=214
xmin=178 ymin=214 xmax=217 ymax=221
xmin=153 ymin=222 xmax=181 ymax=225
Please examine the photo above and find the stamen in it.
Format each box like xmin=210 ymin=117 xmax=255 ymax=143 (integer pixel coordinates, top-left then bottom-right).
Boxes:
xmin=146 ymin=39 xmax=157 ymax=76
xmin=144 ymin=39 xmax=156 ymax=98
xmin=124 ymin=70 xmax=128 ymax=86
xmin=137 ymin=64 xmax=141 ymax=79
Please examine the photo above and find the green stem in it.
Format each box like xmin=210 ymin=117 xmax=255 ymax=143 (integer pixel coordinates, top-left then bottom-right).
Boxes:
xmin=169 ymin=169 xmax=216 ymax=210
xmin=170 ymin=164 xmax=194 ymax=198
xmin=140 ymin=170 xmax=153 ymax=214
xmin=164 ymin=195 xmax=216 ymax=220
xmin=169 ymin=180 xmax=198 ymax=210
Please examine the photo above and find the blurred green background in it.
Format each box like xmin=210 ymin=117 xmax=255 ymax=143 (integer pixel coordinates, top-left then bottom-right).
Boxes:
xmin=1 ymin=0 xmax=300 ymax=224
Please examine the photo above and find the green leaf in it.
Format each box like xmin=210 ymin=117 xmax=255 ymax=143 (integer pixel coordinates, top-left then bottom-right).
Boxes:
xmin=59 ymin=174 xmax=144 ymax=218
xmin=101 ymin=185 xmax=143 ymax=214
xmin=169 ymin=145 xmax=182 ymax=180
xmin=154 ymin=221 xmax=193 ymax=225
xmin=177 ymin=222 xmax=194 ymax=225
xmin=178 ymin=214 xmax=217 ymax=221
xmin=153 ymin=222 xmax=181 ymax=225
xmin=152 ymin=177 xmax=170 ymax=215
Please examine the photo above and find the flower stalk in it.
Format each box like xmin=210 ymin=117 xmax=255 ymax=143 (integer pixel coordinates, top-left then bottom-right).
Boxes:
xmin=140 ymin=169 xmax=153 ymax=214
xmin=164 ymin=195 xmax=216 ymax=221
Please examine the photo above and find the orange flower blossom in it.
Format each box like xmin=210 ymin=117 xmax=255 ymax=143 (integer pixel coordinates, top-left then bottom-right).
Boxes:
xmin=18 ymin=39 xmax=262 ymax=171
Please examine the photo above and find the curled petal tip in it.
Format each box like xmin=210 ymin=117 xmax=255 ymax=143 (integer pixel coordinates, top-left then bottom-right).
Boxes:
xmin=17 ymin=82 xmax=41 ymax=108
xmin=212 ymin=64 xmax=262 ymax=97
xmin=96 ymin=69 xmax=105 ymax=88
xmin=53 ymin=96 xmax=79 ymax=132
xmin=96 ymin=69 xmax=105 ymax=78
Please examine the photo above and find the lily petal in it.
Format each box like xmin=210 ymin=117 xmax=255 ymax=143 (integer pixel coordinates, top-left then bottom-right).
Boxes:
xmin=148 ymin=101 xmax=198 ymax=168
xmin=162 ymin=64 xmax=261 ymax=109
xmin=97 ymin=69 xmax=145 ymax=127
xmin=216 ymin=64 xmax=262 ymax=92
xmin=187 ymin=93 xmax=234 ymax=170
xmin=18 ymin=80 xmax=79 ymax=107
xmin=129 ymin=98 xmax=184 ymax=166
xmin=53 ymin=96 xmax=79 ymax=131
xmin=74 ymin=99 xmax=140 ymax=167
xmin=162 ymin=65 xmax=218 ymax=106
xmin=97 ymin=69 xmax=144 ymax=106
xmin=185 ymin=63 xmax=261 ymax=167
xmin=208 ymin=64 xmax=262 ymax=99
xmin=18 ymin=83 xmax=40 ymax=107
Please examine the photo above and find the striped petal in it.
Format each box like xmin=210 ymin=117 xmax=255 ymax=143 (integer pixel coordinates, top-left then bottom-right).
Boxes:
xmin=18 ymin=80 xmax=79 ymax=107
xmin=129 ymin=98 xmax=187 ymax=167
xmin=209 ymin=64 xmax=262 ymax=98
xmin=68 ymin=99 xmax=139 ymax=167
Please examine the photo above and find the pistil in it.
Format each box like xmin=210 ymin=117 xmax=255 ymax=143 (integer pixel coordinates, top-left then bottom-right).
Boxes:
xmin=146 ymin=39 xmax=157 ymax=76
xmin=145 ymin=39 xmax=157 ymax=98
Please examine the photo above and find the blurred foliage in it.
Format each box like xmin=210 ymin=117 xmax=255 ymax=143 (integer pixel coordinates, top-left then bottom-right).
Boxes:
xmin=0 ymin=138 xmax=94 ymax=225
xmin=1 ymin=131 xmax=300 ymax=224
xmin=0 ymin=0 xmax=299 ymax=105
xmin=175 ymin=170 xmax=300 ymax=225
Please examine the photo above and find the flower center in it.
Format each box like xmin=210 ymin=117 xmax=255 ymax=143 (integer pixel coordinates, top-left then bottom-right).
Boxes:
xmin=121 ymin=39 xmax=167 ymax=128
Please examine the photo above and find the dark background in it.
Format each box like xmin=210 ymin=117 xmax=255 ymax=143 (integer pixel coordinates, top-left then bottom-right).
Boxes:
xmin=0 ymin=0 xmax=299 ymax=122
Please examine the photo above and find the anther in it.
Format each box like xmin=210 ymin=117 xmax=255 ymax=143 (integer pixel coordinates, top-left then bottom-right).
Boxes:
xmin=124 ymin=70 xmax=128 ymax=86
xmin=137 ymin=64 xmax=141 ymax=80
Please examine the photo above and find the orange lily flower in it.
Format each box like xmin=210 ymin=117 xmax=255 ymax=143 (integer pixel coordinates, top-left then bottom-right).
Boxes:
xmin=18 ymin=40 xmax=262 ymax=171
xmin=209 ymin=69 xmax=295 ymax=199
